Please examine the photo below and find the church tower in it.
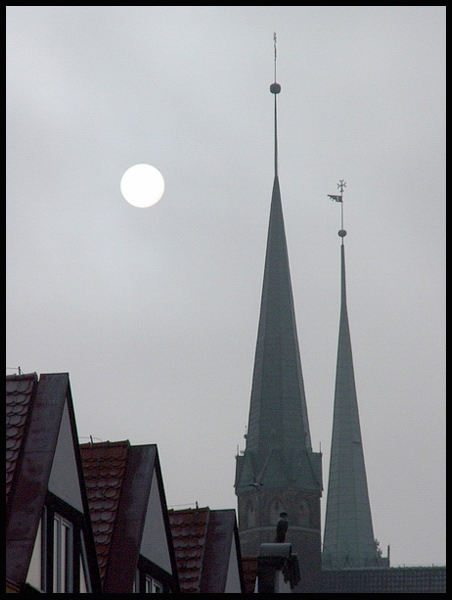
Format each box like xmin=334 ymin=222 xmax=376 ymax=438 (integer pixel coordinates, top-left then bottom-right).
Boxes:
xmin=322 ymin=190 xmax=389 ymax=569
xmin=234 ymin=46 xmax=323 ymax=592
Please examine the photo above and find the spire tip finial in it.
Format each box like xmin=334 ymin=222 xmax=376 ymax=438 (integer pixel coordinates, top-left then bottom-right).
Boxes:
xmin=270 ymin=34 xmax=281 ymax=177
xmin=270 ymin=32 xmax=281 ymax=93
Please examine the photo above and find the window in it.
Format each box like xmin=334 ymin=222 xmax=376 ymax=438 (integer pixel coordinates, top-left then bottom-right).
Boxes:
xmin=53 ymin=514 xmax=74 ymax=592
xmin=133 ymin=554 xmax=174 ymax=593
xmin=40 ymin=499 xmax=92 ymax=593
xmin=134 ymin=568 xmax=165 ymax=593
xmin=146 ymin=574 xmax=163 ymax=593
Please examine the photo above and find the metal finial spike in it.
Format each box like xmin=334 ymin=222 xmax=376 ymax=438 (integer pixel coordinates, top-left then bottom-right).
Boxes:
xmin=273 ymin=32 xmax=277 ymax=82
xmin=337 ymin=180 xmax=346 ymax=241
xmin=270 ymin=32 xmax=281 ymax=94
xmin=270 ymin=32 xmax=281 ymax=93
xmin=270 ymin=34 xmax=281 ymax=177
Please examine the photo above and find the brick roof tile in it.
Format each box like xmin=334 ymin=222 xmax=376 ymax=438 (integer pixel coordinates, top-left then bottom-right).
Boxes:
xmin=5 ymin=373 xmax=37 ymax=504
xmin=80 ymin=440 xmax=130 ymax=584
xmin=169 ymin=507 xmax=210 ymax=593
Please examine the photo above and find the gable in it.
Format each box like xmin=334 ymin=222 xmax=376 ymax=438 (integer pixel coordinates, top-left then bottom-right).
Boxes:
xmin=6 ymin=373 xmax=101 ymax=592
xmin=169 ymin=507 xmax=210 ymax=592
xmin=80 ymin=440 xmax=130 ymax=586
xmin=224 ymin=531 xmax=242 ymax=593
xmin=140 ymin=467 xmax=172 ymax=573
xmin=48 ymin=398 xmax=83 ymax=512
xmin=6 ymin=373 xmax=69 ymax=585
xmin=258 ymin=448 xmax=288 ymax=487
xmin=200 ymin=509 xmax=243 ymax=593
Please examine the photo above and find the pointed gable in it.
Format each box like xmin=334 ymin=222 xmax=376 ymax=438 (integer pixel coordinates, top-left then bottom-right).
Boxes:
xmin=140 ymin=458 xmax=174 ymax=573
xmin=80 ymin=440 xmax=129 ymax=584
xmin=169 ymin=506 xmax=210 ymax=593
xmin=6 ymin=372 xmax=101 ymax=592
xmin=49 ymin=393 xmax=84 ymax=511
xmin=80 ymin=440 xmax=179 ymax=593
xmin=200 ymin=509 xmax=244 ymax=593
xmin=169 ymin=507 xmax=244 ymax=593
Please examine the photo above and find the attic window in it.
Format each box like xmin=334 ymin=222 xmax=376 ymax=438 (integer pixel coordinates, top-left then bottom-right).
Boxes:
xmin=53 ymin=514 xmax=74 ymax=593
xmin=39 ymin=500 xmax=91 ymax=593
xmin=134 ymin=568 xmax=164 ymax=593
xmin=145 ymin=574 xmax=163 ymax=593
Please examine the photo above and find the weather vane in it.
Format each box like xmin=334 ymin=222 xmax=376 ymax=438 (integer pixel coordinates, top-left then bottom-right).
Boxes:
xmin=328 ymin=180 xmax=347 ymax=241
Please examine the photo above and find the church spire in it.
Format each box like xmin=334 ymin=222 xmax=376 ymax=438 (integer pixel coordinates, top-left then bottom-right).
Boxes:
xmin=323 ymin=183 xmax=388 ymax=569
xmin=235 ymin=41 xmax=323 ymax=591
xmin=235 ymin=41 xmax=321 ymax=497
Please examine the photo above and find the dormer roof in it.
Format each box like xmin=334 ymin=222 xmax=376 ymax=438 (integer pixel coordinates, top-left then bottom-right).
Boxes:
xmin=80 ymin=440 xmax=180 ymax=592
xmin=169 ymin=506 xmax=245 ymax=593
xmin=6 ymin=372 xmax=101 ymax=591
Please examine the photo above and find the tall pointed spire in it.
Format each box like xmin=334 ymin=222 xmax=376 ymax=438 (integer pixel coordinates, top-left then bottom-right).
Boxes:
xmin=323 ymin=184 xmax=388 ymax=569
xmin=235 ymin=39 xmax=322 ymax=592
xmin=236 ymin=40 xmax=320 ymax=493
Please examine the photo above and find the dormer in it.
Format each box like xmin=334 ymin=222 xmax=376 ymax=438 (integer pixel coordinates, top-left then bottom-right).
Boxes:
xmin=80 ymin=440 xmax=180 ymax=593
xmin=6 ymin=373 xmax=101 ymax=593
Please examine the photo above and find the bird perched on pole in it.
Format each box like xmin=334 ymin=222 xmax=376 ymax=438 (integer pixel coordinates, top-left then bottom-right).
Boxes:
xmin=275 ymin=512 xmax=289 ymax=543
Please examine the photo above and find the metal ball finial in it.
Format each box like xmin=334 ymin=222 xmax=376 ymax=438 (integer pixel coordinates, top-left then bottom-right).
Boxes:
xmin=270 ymin=82 xmax=281 ymax=94
xmin=338 ymin=229 xmax=347 ymax=237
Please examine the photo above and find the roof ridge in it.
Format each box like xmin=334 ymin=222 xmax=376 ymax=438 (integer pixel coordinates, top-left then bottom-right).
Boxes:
xmin=80 ymin=439 xmax=130 ymax=449
xmin=6 ymin=372 xmax=37 ymax=381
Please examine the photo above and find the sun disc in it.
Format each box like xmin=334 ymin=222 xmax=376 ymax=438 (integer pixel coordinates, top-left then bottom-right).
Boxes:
xmin=120 ymin=163 xmax=165 ymax=208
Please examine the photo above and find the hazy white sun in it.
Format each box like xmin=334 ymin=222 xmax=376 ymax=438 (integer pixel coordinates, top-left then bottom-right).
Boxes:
xmin=120 ymin=163 xmax=165 ymax=208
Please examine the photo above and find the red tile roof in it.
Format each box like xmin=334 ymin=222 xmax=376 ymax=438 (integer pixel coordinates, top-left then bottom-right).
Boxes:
xmin=169 ymin=507 xmax=245 ymax=593
xmin=168 ymin=507 xmax=210 ymax=593
xmin=80 ymin=440 xmax=129 ymax=585
xmin=80 ymin=440 xmax=179 ymax=593
xmin=6 ymin=373 xmax=37 ymax=504
xmin=6 ymin=373 xmax=102 ymax=592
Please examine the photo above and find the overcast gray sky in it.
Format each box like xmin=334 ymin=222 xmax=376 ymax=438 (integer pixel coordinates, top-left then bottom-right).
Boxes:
xmin=6 ymin=6 xmax=445 ymax=567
